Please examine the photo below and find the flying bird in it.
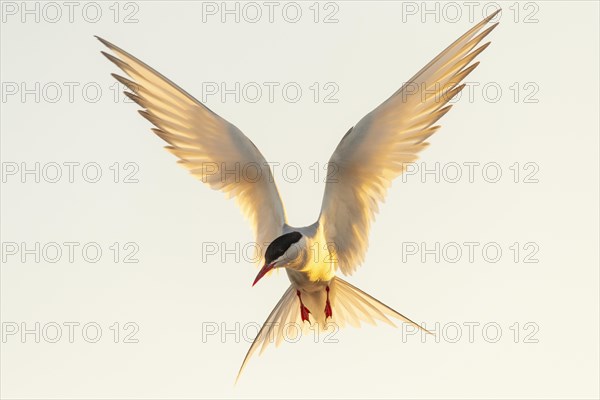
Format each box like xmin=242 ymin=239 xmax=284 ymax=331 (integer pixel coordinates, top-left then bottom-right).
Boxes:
xmin=97 ymin=10 xmax=499 ymax=381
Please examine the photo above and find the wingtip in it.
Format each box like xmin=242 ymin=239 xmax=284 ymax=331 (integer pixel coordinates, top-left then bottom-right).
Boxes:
xmin=95 ymin=35 xmax=110 ymax=47
xmin=96 ymin=34 xmax=113 ymax=58
xmin=489 ymin=21 xmax=500 ymax=32
xmin=479 ymin=41 xmax=492 ymax=51
xmin=111 ymin=73 xmax=140 ymax=92
xmin=486 ymin=8 xmax=502 ymax=22
xmin=100 ymin=50 xmax=120 ymax=66
xmin=100 ymin=50 xmax=131 ymax=72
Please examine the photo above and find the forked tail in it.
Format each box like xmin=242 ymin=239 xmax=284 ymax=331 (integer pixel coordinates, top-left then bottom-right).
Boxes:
xmin=331 ymin=277 xmax=431 ymax=333
xmin=235 ymin=277 xmax=430 ymax=382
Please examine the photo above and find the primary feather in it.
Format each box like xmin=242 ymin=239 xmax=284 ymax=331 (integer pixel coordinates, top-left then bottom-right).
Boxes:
xmin=98 ymin=10 xmax=500 ymax=382
xmin=97 ymin=36 xmax=287 ymax=265
xmin=319 ymin=10 xmax=500 ymax=275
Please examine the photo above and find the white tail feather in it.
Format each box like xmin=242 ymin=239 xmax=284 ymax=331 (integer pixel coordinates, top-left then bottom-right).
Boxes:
xmin=331 ymin=277 xmax=431 ymax=333
xmin=235 ymin=277 xmax=430 ymax=383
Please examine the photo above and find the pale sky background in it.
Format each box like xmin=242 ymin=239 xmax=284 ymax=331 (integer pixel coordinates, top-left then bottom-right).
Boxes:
xmin=1 ymin=1 xmax=599 ymax=399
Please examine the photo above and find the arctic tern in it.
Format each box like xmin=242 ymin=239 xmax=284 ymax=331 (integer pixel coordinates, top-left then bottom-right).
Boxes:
xmin=98 ymin=9 xmax=500 ymax=380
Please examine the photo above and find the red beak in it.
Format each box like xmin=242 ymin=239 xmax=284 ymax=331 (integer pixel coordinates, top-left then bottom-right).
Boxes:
xmin=252 ymin=262 xmax=276 ymax=287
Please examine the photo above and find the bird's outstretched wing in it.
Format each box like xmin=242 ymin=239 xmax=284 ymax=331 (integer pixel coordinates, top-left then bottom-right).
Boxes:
xmin=97 ymin=37 xmax=287 ymax=261
xmin=318 ymin=11 xmax=500 ymax=275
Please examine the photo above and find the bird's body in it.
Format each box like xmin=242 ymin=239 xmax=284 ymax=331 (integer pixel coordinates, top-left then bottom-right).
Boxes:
xmin=283 ymin=223 xmax=333 ymax=283
xmin=97 ymin=9 xmax=500 ymax=381
xmin=283 ymin=224 xmax=335 ymax=327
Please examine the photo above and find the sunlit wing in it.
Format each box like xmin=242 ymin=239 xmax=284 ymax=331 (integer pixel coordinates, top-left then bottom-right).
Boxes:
xmin=97 ymin=37 xmax=287 ymax=263
xmin=318 ymin=11 xmax=500 ymax=275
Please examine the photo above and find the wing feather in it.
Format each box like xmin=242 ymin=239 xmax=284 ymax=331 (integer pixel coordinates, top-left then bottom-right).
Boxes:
xmin=97 ymin=37 xmax=287 ymax=261
xmin=319 ymin=11 xmax=500 ymax=275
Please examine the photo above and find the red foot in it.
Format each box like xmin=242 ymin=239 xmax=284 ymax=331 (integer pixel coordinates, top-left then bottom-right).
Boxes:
xmin=300 ymin=304 xmax=311 ymax=322
xmin=324 ymin=286 xmax=332 ymax=319
xmin=297 ymin=290 xmax=311 ymax=323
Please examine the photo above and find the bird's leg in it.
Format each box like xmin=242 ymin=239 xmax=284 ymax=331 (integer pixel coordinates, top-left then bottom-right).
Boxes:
xmin=296 ymin=290 xmax=311 ymax=323
xmin=324 ymin=286 xmax=332 ymax=319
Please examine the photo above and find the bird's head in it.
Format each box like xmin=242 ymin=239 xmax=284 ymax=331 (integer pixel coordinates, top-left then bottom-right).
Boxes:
xmin=252 ymin=231 xmax=306 ymax=286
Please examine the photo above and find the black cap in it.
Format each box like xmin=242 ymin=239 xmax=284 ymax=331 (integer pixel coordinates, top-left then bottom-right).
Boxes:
xmin=265 ymin=232 xmax=302 ymax=264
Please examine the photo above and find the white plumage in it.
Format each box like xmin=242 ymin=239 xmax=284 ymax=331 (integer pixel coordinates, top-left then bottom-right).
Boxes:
xmin=97 ymin=9 xmax=500 ymax=382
